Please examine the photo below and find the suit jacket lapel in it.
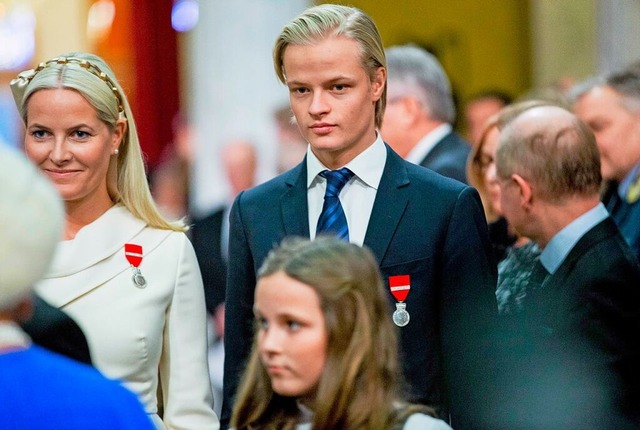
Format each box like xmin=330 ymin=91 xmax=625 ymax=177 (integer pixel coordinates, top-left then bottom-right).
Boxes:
xmin=364 ymin=145 xmax=410 ymax=264
xmin=281 ymin=159 xmax=310 ymax=237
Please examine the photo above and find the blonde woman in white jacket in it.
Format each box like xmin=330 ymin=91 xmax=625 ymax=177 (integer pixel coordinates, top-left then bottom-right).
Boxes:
xmin=11 ymin=53 xmax=219 ymax=430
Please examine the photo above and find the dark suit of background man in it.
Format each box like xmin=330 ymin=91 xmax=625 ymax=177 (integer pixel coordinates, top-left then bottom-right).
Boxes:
xmin=221 ymin=5 xmax=498 ymax=430
xmin=191 ymin=139 xmax=258 ymax=316
xmin=494 ymin=105 xmax=640 ymax=429
xmin=380 ymin=44 xmax=471 ymax=184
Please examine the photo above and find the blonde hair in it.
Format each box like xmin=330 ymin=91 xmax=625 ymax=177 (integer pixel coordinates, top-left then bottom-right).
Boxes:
xmin=273 ymin=4 xmax=387 ymax=129
xmin=231 ymin=237 xmax=430 ymax=429
xmin=11 ymin=53 xmax=185 ymax=232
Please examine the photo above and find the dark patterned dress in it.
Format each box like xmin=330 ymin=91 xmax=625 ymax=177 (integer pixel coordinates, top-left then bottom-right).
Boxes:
xmin=496 ymin=241 xmax=541 ymax=315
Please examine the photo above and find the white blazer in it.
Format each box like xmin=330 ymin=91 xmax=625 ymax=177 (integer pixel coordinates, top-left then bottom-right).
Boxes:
xmin=35 ymin=205 xmax=219 ymax=430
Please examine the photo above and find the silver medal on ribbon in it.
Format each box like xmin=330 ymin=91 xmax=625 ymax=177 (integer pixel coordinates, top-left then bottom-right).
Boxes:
xmin=131 ymin=267 xmax=147 ymax=288
xmin=392 ymin=302 xmax=410 ymax=327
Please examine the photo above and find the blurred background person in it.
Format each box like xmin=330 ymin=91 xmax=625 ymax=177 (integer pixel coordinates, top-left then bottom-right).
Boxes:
xmin=191 ymin=138 xmax=258 ymax=315
xmin=570 ymin=69 xmax=640 ymax=262
xmin=381 ymin=44 xmax=470 ymax=183
xmin=0 ymin=144 xmax=153 ymax=430
xmin=150 ymin=151 xmax=190 ymax=222
xmin=190 ymin=138 xmax=258 ymax=416
xmin=625 ymin=58 xmax=640 ymax=75
xmin=273 ymin=103 xmax=307 ymax=174
xmin=231 ymin=237 xmax=452 ymax=430
xmin=10 ymin=53 xmax=218 ymax=429
xmin=463 ymin=89 xmax=512 ymax=146
xmin=150 ymin=113 xmax=194 ymax=222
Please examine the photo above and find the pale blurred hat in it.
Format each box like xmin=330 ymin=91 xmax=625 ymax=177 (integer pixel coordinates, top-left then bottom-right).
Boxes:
xmin=0 ymin=144 xmax=63 ymax=310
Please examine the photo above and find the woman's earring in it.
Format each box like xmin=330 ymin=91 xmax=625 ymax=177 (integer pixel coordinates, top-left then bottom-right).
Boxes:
xmin=114 ymin=149 xmax=119 ymax=155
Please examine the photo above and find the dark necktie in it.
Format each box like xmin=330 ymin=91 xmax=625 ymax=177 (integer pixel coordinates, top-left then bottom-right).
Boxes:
xmin=316 ymin=168 xmax=354 ymax=240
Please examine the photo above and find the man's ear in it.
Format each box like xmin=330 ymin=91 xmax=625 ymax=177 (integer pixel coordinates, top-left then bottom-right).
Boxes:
xmin=403 ymin=96 xmax=424 ymax=121
xmin=512 ymin=174 xmax=533 ymax=209
xmin=371 ymin=66 xmax=386 ymax=101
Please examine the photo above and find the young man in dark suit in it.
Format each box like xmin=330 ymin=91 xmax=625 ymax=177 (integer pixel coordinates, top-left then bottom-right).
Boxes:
xmin=221 ymin=5 xmax=498 ymax=429
xmin=380 ymin=44 xmax=471 ymax=184
xmin=494 ymin=105 xmax=640 ymax=429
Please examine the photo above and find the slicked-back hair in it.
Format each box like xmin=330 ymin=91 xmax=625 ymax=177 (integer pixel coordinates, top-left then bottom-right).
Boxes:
xmin=273 ymin=4 xmax=387 ymax=128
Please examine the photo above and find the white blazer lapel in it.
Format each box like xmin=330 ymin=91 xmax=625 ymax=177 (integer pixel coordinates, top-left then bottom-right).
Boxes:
xmin=36 ymin=206 xmax=172 ymax=308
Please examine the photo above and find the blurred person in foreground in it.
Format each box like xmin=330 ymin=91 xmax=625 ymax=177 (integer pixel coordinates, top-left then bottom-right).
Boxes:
xmin=231 ymin=237 xmax=452 ymax=430
xmin=222 ymin=4 xmax=498 ymax=429
xmin=381 ymin=44 xmax=470 ymax=183
xmin=10 ymin=53 xmax=218 ymax=429
xmin=570 ymin=69 xmax=640 ymax=262
xmin=493 ymin=104 xmax=640 ymax=429
xmin=0 ymin=144 xmax=153 ymax=430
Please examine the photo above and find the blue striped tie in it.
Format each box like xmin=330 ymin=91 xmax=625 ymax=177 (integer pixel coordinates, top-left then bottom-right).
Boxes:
xmin=316 ymin=168 xmax=354 ymax=240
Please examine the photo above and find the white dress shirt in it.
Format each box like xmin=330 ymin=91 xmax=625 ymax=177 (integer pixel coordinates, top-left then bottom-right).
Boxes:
xmin=307 ymin=134 xmax=386 ymax=246
xmin=405 ymin=123 xmax=452 ymax=165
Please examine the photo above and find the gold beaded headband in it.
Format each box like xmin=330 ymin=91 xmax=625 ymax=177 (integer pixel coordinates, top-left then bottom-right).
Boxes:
xmin=10 ymin=56 xmax=125 ymax=113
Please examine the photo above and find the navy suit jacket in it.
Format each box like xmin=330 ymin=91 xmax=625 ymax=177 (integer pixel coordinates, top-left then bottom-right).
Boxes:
xmin=222 ymin=145 xmax=498 ymax=429
xmin=419 ymin=131 xmax=470 ymax=184
xmin=494 ymin=217 xmax=640 ymax=429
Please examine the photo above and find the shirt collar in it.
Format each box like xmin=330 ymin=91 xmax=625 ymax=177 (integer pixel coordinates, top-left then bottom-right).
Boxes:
xmin=405 ymin=123 xmax=452 ymax=165
xmin=540 ymin=202 xmax=608 ymax=274
xmin=306 ymin=133 xmax=386 ymax=190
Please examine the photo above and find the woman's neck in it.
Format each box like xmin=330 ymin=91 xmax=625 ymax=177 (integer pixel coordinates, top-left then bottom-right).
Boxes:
xmin=64 ymin=198 xmax=115 ymax=240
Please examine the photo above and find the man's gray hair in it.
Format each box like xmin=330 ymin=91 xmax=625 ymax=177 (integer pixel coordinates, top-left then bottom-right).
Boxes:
xmin=386 ymin=44 xmax=455 ymax=124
